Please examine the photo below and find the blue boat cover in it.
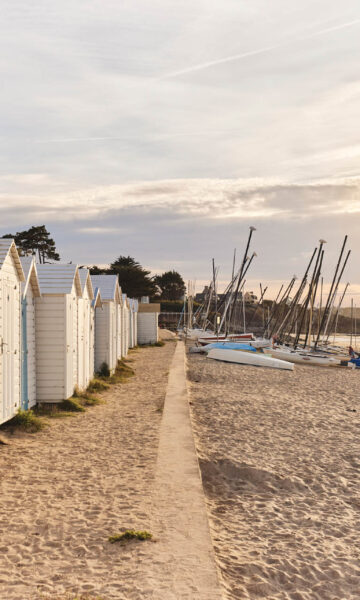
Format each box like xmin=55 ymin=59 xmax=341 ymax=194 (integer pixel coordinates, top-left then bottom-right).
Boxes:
xmin=203 ymin=343 xmax=256 ymax=352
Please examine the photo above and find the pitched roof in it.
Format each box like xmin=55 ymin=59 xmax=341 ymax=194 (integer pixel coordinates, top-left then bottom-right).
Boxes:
xmin=92 ymin=287 xmax=102 ymax=308
xmin=90 ymin=275 xmax=121 ymax=303
xmin=36 ymin=263 xmax=82 ymax=296
xmin=0 ymin=238 xmax=25 ymax=281
xmin=78 ymin=268 xmax=94 ymax=300
xmin=20 ymin=257 xmax=41 ymax=297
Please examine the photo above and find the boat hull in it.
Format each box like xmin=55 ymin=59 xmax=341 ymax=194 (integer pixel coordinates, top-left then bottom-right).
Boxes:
xmin=264 ymin=348 xmax=341 ymax=367
xmin=207 ymin=348 xmax=294 ymax=370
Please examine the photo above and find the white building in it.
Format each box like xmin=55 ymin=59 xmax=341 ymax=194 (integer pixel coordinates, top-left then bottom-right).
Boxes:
xmin=20 ymin=257 xmax=41 ymax=410
xmin=91 ymin=275 xmax=122 ymax=374
xmin=122 ymin=294 xmax=130 ymax=357
xmin=128 ymin=298 xmax=138 ymax=348
xmin=35 ymin=264 xmax=82 ymax=403
xmin=0 ymin=239 xmax=25 ymax=424
xmin=137 ymin=302 xmax=160 ymax=345
xmin=78 ymin=269 xmax=96 ymax=390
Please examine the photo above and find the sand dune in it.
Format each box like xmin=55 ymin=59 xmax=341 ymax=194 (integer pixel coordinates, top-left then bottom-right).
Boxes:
xmin=188 ymin=351 xmax=360 ymax=599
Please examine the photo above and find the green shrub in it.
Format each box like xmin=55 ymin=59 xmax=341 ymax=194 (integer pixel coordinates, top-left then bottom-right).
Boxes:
xmin=87 ymin=378 xmax=110 ymax=393
xmin=9 ymin=409 xmax=45 ymax=432
xmin=59 ymin=398 xmax=86 ymax=413
xmin=108 ymin=530 xmax=152 ymax=544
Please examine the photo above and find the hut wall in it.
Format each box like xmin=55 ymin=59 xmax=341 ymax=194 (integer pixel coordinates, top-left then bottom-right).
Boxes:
xmin=0 ymin=252 xmax=22 ymax=424
xmin=137 ymin=312 xmax=159 ymax=345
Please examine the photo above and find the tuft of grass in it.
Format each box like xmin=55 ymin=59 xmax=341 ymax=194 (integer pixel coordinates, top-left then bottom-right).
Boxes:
xmin=139 ymin=340 xmax=165 ymax=348
xmin=87 ymin=378 xmax=110 ymax=393
xmin=59 ymin=398 xmax=86 ymax=413
xmin=108 ymin=530 xmax=152 ymax=544
xmin=8 ymin=409 xmax=45 ymax=432
xmin=116 ymin=359 xmax=135 ymax=377
xmin=97 ymin=362 xmax=110 ymax=378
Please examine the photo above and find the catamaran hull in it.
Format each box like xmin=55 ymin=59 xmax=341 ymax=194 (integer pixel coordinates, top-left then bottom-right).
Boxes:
xmin=264 ymin=348 xmax=341 ymax=367
xmin=207 ymin=348 xmax=294 ymax=370
xmin=198 ymin=333 xmax=254 ymax=346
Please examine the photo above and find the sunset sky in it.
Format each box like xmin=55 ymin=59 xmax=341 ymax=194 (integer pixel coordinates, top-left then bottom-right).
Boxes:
xmin=1 ymin=1 xmax=360 ymax=298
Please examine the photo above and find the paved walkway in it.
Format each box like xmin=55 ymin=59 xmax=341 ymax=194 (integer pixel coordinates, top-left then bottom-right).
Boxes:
xmin=146 ymin=341 xmax=223 ymax=600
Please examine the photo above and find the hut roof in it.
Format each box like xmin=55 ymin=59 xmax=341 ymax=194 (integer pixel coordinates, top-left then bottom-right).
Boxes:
xmin=0 ymin=238 xmax=25 ymax=281
xmin=20 ymin=257 xmax=41 ymax=297
xmin=92 ymin=287 xmax=103 ymax=308
xmin=36 ymin=263 xmax=82 ymax=296
xmin=78 ymin=268 xmax=94 ymax=300
xmin=91 ymin=275 xmax=121 ymax=304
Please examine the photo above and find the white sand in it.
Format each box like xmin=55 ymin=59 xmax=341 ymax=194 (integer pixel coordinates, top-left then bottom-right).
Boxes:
xmin=188 ymin=351 xmax=360 ymax=599
xmin=0 ymin=344 xmax=175 ymax=600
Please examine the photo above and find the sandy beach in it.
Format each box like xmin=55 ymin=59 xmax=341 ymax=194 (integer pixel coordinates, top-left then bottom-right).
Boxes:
xmin=188 ymin=350 xmax=360 ymax=600
xmin=0 ymin=341 xmax=176 ymax=600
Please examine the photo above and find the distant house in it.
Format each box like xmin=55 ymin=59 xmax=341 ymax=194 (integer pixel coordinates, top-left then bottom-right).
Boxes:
xmin=244 ymin=291 xmax=258 ymax=304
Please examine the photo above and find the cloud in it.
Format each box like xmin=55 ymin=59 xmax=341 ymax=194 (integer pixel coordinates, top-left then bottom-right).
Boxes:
xmin=1 ymin=177 xmax=359 ymax=225
xmin=159 ymin=18 xmax=360 ymax=79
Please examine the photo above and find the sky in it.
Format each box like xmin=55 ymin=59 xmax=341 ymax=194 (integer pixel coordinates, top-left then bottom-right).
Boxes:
xmin=1 ymin=1 xmax=360 ymax=300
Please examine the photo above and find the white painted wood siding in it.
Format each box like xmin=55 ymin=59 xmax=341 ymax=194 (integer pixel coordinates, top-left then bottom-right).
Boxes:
xmin=137 ymin=313 xmax=159 ymax=345
xmin=35 ymin=296 xmax=67 ymax=402
xmin=26 ymin=284 xmax=37 ymax=408
xmin=0 ymin=253 xmax=21 ymax=424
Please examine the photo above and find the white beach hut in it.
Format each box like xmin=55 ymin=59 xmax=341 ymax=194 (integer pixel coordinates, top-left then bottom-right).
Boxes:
xmin=78 ymin=269 xmax=95 ymax=390
xmin=91 ymin=286 xmax=102 ymax=378
xmin=91 ymin=275 xmax=121 ymax=374
xmin=128 ymin=299 xmax=138 ymax=348
xmin=116 ymin=287 xmax=123 ymax=362
xmin=35 ymin=264 xmax=82 ymax=403
xmin=20 ymin=257 xmax=41 ymax=410
xmin=122 ymin=294 xmax=130 ymax=357
xmin=137 ymin=302 xmax=160 ymax=345
xmin=0 ymin=239 xmax=25 ymax=424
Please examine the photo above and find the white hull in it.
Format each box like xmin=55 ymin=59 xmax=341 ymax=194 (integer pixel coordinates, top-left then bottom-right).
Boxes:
xmin=264 ymin=348 xmax=341 ymax=367
xmin=198 ymin=333 xmax=254 ymax=346
xmin=207 ymin=348 xmax=294 ymax=371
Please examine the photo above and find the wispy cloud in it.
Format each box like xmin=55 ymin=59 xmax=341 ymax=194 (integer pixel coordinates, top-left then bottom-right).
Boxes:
xmin=160 ymin=18 xmax=360 ymax=79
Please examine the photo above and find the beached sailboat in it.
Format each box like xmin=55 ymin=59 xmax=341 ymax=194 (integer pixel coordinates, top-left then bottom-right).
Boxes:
xmin=207 ymin=348 xmax=294 ymax=370
xmin=263 ymin=347 xmax=342 ymax=367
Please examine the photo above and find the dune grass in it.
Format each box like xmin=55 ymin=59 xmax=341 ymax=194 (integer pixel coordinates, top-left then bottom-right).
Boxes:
xmin=5 ymin=409 xmax=45 ymax=433
xmin=108 ymin=529 xmax=152 ymax=544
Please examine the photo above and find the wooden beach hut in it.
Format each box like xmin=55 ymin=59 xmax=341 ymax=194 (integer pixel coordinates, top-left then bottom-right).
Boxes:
xmin=0 ymin=239 xmax=25 ymax=425
xmin=116 ymin=287 xmax=123 ymax=361
xmin=91 ymin=286 xmax=102 ymax=378
xmin=78 ymin=268 xmax=95 ymax=390
xmin=91 ymin=275 xmax=121 ymax=374
xmin=20 ymin=257 xmax=41 ymax=410
xmin=137 ymin=302 xmax=160 ymax=345
xmin=122 ymin=294 xmax=130 ymax=357
xmin=35 ymin=264 xmax=82 ymax=403
xmin=128 ymin=298 xmax=138 ymax=348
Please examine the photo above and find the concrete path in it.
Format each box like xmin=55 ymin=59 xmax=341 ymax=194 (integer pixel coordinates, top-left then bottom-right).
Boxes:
xmin=146 ymin=341 xmax=223 ymax=600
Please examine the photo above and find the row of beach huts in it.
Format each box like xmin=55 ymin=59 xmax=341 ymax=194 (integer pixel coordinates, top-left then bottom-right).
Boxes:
xmin=0 ymin=238 xmax=160 ymax=426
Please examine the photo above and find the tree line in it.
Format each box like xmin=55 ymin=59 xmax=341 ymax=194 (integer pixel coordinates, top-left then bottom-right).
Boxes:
xmin=3 ymin=225 xmax=186 ymax=300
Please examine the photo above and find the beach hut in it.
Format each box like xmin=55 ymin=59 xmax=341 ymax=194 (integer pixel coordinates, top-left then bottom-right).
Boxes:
xmin=122 ymin=294 xmax=130 ymax=357
xmin=0 ymin=239 xmax=25 ymax=424
xmin=91 ymin=275 xmax=121 ymax=374
xmin=78 ymin=269 xmax=95 ymax=390
xmin=137 ymin=303 xmax=160 ymax=345
xmin=35 ymin=264 xmax=82 ymax=403
xmin=128 ymin=299 xmax=138 ymax=348
xmin=20 ymin=257 xmax=41 ymax=410
xmin=116 ymin=288 xmax=123 ymax=361
xmin=91 ymin=286 xmax=102 ymax=377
